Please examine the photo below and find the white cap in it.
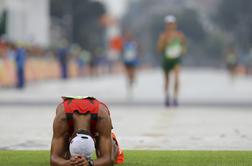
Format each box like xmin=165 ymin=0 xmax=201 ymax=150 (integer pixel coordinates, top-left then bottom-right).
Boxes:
xmin=164 ymin=15 xmax=176 ymax=23
xmin=69 ymin=134 xmax=95 ymax=159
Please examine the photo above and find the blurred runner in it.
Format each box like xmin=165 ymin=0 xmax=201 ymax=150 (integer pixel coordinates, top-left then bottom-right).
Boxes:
xmin=107 ymin=23 xmax=123 ymax=74
xmin=108 ymin=35 xmax=123 ymax=74
xmin=95 ymin=48 xmax=108 ymax=76
xmin=76 ymin=48 xmax=91 ymax=77
xmin=157 ymin=15 xmax=186 ymax=107
xmin=15 ymin=45 xmax=26 ymax=89
xmin=122 ymin=31 xmax=140 ymax=98
xmin=225 ymin=48 xmax=238 ymax=79
xmin=57 ymin=46 xmax=69 ymax=80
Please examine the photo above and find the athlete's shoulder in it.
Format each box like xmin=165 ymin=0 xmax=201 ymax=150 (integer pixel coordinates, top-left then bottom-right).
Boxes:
xmin=176 ymin=31 xmax=185 ymax=38
xmin=159 ymin=32 xmax=166 ymax=39
xmin=98 ymin=102 xmax=110 ymax=115
xmin=176 ymin=31 xmax=183 ymax=35
xmin=53 ymin=103 xmax=69 ymax=136
xmin=96 ymin=103 xmax=112 ymax=133
xmin=55 ymin=103 xmax=67 ymax=121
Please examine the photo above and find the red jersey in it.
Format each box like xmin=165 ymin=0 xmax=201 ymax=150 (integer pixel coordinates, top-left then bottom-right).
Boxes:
xmin=62 ymin=96 xmax=109 ymax=137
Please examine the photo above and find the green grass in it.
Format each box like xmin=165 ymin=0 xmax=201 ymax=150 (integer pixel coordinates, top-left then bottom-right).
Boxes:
xmin=0 ymin=150 xmax=252 ymax=166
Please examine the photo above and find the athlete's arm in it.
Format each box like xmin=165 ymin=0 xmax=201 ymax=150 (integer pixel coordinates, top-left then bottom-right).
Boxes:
xmin=50 ymin=104 xmax=84 ymax=166
xmin=157 ymin=33 xmax=166 ymax=54
xmin=94 ymin=110 xmax=114 ymax=166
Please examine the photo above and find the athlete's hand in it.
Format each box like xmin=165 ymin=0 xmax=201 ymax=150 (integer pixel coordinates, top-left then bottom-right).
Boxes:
xmin=70 ymin=155 xmax=89 ymax=166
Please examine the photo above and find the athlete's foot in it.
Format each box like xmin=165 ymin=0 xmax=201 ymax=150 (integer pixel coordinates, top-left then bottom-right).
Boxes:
xmin=173 ymin=98 xmax=179 ymax=107
xmin=165 ymin=96 xmax=170 ymax=107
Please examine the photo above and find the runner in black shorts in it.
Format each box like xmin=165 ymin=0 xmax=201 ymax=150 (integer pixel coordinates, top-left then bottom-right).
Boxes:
xmin=157 ymin=15 xmax=186 ymax=107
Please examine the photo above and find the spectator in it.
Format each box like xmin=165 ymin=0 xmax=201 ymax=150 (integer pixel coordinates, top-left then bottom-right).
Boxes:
xmin=15 ymin=45 xmax=26 ymax=88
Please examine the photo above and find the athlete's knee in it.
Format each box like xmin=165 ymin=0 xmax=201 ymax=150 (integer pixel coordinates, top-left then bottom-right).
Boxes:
xmin=174 ymin=72 xmax=180 ymax=82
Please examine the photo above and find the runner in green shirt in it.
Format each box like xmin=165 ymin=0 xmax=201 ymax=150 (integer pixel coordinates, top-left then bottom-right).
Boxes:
xmin=157 ymin=15 xmax=186 ymax=107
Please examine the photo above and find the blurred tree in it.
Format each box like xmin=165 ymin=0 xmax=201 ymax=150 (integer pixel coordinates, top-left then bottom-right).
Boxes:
xmin=177 ymin=9 xmax=206 ymax=42
xmin=72 ymin=0 xmax=106 ymax=51
xmin=50 ymin=0 xmax=106 ymax=51
xmin=0 ymin=10 xmax=7 ymax=37
xmin=215 ymin=0 xmax=252 ymax=50
xmin=50 ymin=0 xmax=69 ymax=18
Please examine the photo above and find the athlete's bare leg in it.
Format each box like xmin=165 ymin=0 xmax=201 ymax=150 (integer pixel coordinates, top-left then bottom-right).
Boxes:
xmin=125 ymin=66 xmax=137 ymax=101
xmin=126 ymin=66 xmax=136 ymax=87
xmin=164 ymin=70 xmax=170 ymax=106
xmin=173 ymin=65 xmax=181 ymax=106
xmin=164 ymin=70 xmax=169 ymax=93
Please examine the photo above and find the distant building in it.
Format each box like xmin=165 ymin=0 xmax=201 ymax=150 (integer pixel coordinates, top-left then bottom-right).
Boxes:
xmin=0 ymin=0 xmax=49 ymax=46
